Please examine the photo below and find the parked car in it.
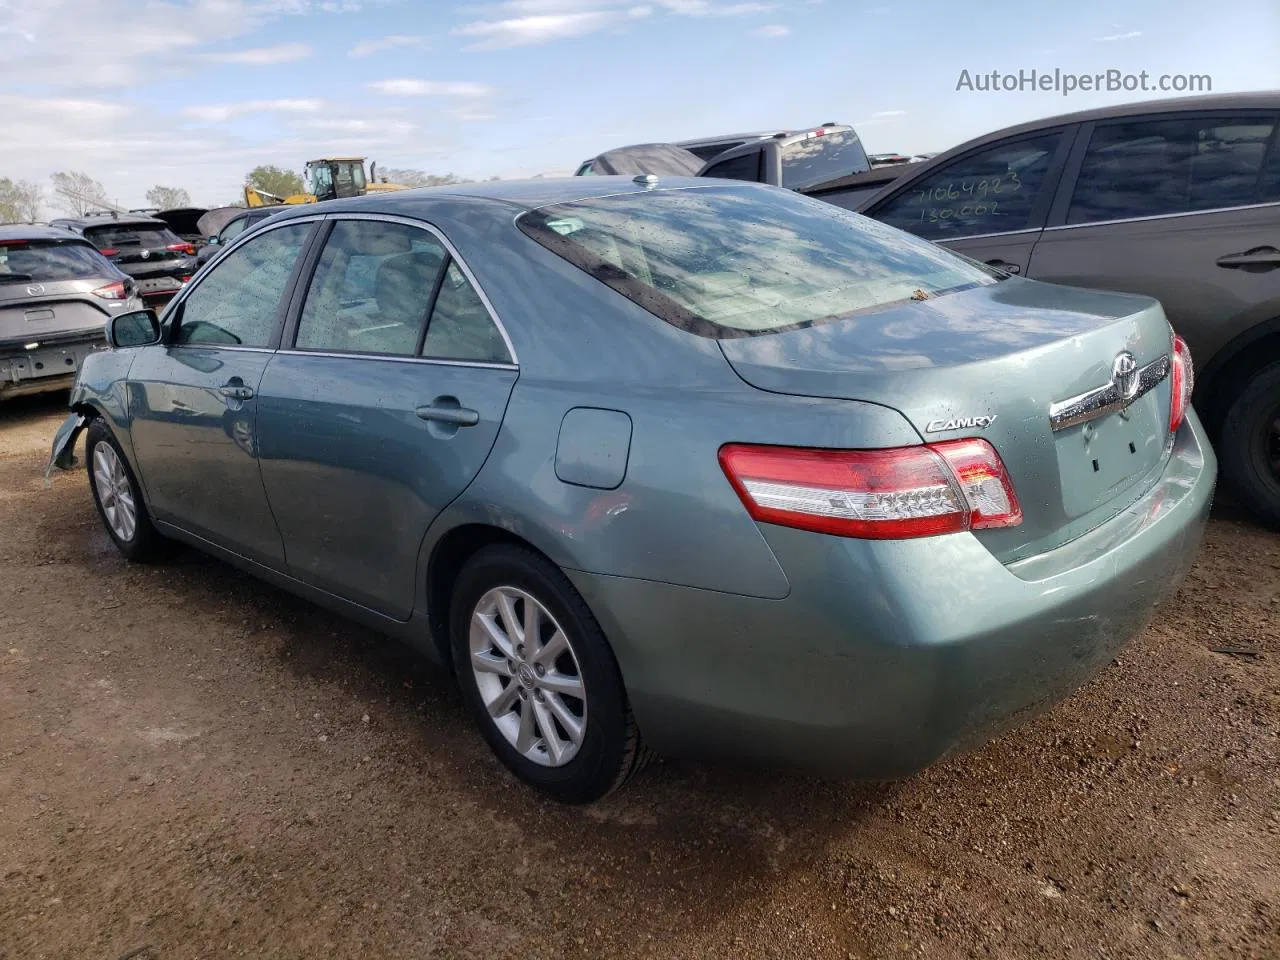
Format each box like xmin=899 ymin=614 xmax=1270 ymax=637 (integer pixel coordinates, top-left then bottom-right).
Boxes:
xmin=575 ymin=127 xmax=815 ymax=175
xmin=574 ymin=143 xmax=705 ymax=179
xmin=856 ymin=91 xmax=1280 ymax=525
xmin=49 ymin=179 xmax=1213 ymax=803
xmin=196 ymin=208 xmax=277 ymax=266
xmin=51 ymin=213 xmax=198 ymax=305
xmin=804 ymin=162 xmax=923 ymax=211
xmin=698 ymin=124 xmax=871 ymax=190
xmin=153 ymin=207 xmax=211 ymax=248
xmin=1 ymin=224 xmax=142 ymax=400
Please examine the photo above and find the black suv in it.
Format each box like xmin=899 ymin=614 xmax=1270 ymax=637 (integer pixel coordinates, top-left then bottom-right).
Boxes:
xmin=51 ymin=213 xmax=198 ymax=305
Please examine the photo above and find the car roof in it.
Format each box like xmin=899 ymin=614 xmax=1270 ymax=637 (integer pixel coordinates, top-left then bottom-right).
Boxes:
xmin=52 ymin=214 xmax=169 ymax=230
xmin=261 ymin=176 xmax=723 ymax=220
xmin=676 ymin=130 xmax=789 ymax=148
xmin=936 ymin=91 xmax=1280 ymax=152
xmin=0 ymin=223 xmax=96 ymax=243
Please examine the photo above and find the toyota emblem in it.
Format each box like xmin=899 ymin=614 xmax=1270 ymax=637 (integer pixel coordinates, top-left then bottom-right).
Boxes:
xmin=1112 ymin=352 xmax=1139 ymax=400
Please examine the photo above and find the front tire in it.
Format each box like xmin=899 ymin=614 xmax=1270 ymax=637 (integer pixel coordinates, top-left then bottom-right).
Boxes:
xmin=85 ymin=418 xmax=162 ymax=562
xmin=450 ymin=544 xmax=648 ymax=803
xmin=1219 ymin=362 xmax=1280 ymax=529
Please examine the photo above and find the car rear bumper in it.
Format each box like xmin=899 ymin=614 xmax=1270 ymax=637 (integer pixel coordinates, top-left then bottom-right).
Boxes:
xmin=568 ymin=411 xmax=1216 ymax=778
xmin=0 ymin=333 xmax=106 ymax=399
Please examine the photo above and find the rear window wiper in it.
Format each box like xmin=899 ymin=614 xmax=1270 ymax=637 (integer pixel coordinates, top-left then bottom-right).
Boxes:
xmin=0 ymin=273 xmax=35 ymax=283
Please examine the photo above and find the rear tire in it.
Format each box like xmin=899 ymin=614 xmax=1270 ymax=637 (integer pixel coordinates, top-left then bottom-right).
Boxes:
xmin=450 ymin=544 xmax=649 ymax=803
xmin=1219 ymin=361 xmax=1280 ymax=529
xmin=85 ymin=418 xmax=162 ymax=562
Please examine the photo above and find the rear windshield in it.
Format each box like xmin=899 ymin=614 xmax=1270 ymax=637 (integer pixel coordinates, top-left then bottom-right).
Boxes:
xmin=0 ymin=240 xmax=114 ymax=283
xmin=517 ymin=184 xmax=998 ymax=338
xmin=781 ymin=129 xmax=871 ymax=191
xmin=84 ymin=224 xmax=181 ymax=249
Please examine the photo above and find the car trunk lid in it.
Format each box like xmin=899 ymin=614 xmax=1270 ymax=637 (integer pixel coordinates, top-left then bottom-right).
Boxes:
xmin=718 ymin=277 xmax=1177 ymax=562
xmin=0 ymin=281 xmax=110 ymax=346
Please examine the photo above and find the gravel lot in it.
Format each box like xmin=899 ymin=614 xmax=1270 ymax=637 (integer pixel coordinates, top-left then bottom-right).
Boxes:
xmin=1 ymin=392 xmax=1277 ymax=960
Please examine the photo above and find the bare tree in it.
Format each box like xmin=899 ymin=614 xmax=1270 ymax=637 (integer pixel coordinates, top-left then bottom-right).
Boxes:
xmin=0 ymin=178 xmax=43 ymax=223
xmin=378 ymin=169 xmax=471 ymax=188
xmin=145 ymin=185 xmax=192 ymax=210
xmin=50 ymin=171 xmax=111 ymax=215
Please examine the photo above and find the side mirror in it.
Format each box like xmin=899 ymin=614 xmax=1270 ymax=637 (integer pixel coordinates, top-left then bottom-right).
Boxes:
xmin=207 ymin=235 xmax=219 ymax=245
xmin=107 ymin=309 xmax=162 ymax=349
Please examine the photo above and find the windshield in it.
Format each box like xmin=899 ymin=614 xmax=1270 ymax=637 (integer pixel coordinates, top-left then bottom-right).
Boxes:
xmin=0 ymin=239 xmax=115 ymax=282
xmin=781 ymin=129 xmax=871 ymax=191
xmin=84 ymin=224 xmax=181 ymax=249
xmin=517 ymin=184 xmax=999 ymax=338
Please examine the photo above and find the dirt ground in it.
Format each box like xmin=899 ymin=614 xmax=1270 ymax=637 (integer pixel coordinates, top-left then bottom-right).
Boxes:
xmin=1 ymin=392 xmax=1276 ymax=960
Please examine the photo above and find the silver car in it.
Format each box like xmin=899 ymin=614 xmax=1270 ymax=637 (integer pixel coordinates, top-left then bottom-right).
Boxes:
xmin=1 ymin=225 xmax=143 ymax=400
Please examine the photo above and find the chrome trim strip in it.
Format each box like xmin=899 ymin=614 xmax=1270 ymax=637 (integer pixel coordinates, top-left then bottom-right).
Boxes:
xmin=937 ymin=228 xmax=1042 ymax=245
xmin=1049 ymin=354 xmax=1170 ymax=432
xmin=275 ymin=348 xmax=517 ymax=371
xmin=1042 ymin=200 xmax=1280 ymax=233
xmin=168 ymin=345 xmax=274 ymax=354
xmin=325 ymin=212 xmax=520 ymax=367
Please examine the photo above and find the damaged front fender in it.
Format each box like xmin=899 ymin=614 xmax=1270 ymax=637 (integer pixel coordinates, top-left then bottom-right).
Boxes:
xmin=45 ymin=412 xmax=87 ymax=480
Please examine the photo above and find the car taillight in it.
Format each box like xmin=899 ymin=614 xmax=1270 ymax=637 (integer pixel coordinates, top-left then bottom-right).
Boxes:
xmin=98 ymin=247 xmax=120 ymax=257
xmin=1169 ymin=334 xmax=1194 ymax=433
xmin=718 ymin=438 xmax=1021 ymax=540
xmin=91 ymin=280 xmax=128 ymax=300
xmin=167 ymin=242 xmax=196 ymax=256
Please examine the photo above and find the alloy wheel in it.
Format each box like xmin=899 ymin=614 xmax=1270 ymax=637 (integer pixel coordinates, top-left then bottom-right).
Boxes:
xmin=93 ymin=442 xmax=137 ymax=542
xmin=468 ymin=586 xmax=587 ymax=768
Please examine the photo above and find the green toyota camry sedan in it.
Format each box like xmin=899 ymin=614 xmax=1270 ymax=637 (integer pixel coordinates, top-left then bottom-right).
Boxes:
xmin=48 ymin=178 xmax=1215 ymax=803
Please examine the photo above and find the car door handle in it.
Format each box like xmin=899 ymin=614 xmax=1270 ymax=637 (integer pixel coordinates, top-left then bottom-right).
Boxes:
xmin=219 ymin=384 xmax=254 ymax=401
xmin=985 ymin=259 xmax=1021 ymax=274
xmin=415 ymin=404 xmax=480 ymax=427
xmin=1215 ymin=246 xmax=1280 ymax=270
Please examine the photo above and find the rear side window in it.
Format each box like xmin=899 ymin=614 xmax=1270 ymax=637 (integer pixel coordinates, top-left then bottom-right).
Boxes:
xmin=296 ymin=220 xmax=446 ymax=356
xmin=85 ymin=224 xmax=181 ymax=249
xmin=517 ymin=184 xmax=999 ymax=339
xmin=780 ymin=129 xmax=871 ymax=191
xmin=422 ymin=262 xmax=510 ymax=363
xmin=0 ymin=240 xmax=113 ymax=283
xmin=703 ymin=150 xmax=763 ymax=182
xmin=872 ymin=133 xmax=1064 ymax=239
xmin=1067 ymin=115 xmax=1279 ymax=223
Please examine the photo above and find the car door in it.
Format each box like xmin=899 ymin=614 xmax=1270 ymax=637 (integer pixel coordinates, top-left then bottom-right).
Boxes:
xmin=862 ymin=128 xmax=1075 ymax=275
xmin=1026 ymin=111 xmax=1280 ymax=365
xmin=126 ymin=218 xmax=318 ymax=567
xmin=255 ymin=215 xmax=518 ymax=620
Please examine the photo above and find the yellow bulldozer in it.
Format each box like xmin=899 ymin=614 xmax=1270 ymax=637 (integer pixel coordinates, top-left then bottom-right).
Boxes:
xmin=243 ymin=157 xmax=408 ymax=208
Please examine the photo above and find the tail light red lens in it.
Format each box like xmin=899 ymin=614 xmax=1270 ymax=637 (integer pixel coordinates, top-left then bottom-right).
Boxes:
xmin=718 ymin=438 xmax=1021 ymax=541
xmin=98 ymin=247 xmax=120 ymax=257
xmin=167 ymin=242 xmax=197 ymax=256
xmin=91 ymin=280 xmax=128 ymax=300
xmin=1169 ymin=334 xmax=1194 ymax=432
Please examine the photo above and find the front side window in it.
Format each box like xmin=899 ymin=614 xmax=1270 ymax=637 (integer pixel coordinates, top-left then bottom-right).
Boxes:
xmin=295 ymin=220 xmax=446 ymax=356
xmin=1067 ymin=115 xmax=1279 ymax=224
xmin=872 ymin=133 xmax=1064 ymax=239
xmin=176 ymin=222 xmax=311 ymax=347
xmin=219 ymin=218 xmax=249 ymax=243
xmin=780 ymin=129 xmax=871 ymax=191
xmin=518 ymin=184 xmax=1000 ymax=338
xmin=703 ymin=151 xmax=763 ymax=183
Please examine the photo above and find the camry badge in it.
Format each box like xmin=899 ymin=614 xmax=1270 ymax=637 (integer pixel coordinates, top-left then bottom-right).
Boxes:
xmin=925 ymin=414 xmax=998 ymax=432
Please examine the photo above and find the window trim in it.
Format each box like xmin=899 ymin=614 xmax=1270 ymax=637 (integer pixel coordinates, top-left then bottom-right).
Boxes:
xmin=1046 ymin=109 xmax=1280 ymax=228
xmin=161 ymin=216 xmax=326 ymax=351
xmin=865 ymin=124 xmax=1078 ymax=240
xmin=279 ymin=212 xmax=519 ymax=368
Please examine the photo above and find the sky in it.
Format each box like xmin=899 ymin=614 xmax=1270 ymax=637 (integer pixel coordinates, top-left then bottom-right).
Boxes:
xmin=2 ymin=0 xmax=1278 ymax=212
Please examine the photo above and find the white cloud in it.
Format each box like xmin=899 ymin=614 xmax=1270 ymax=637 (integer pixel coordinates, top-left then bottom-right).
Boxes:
xmin=1093 ymin=29 xmax=1142 ymax=42
xmin=348 ymin=34 xmax=427 ymax=57
xmin=183 ymin=99 xmax=327 ymax=122
xmin=452 ymin=8 xmax=653 ymax=49
xmin=205 ymin=41 xmax=313 ymax=64
xmin=368 ymin=79 xmax=496 ymax=97
xmin=751 ymin=23 xmax=790 ymax=37
xmin=657 ymin=1 xmax=775 ymax=15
